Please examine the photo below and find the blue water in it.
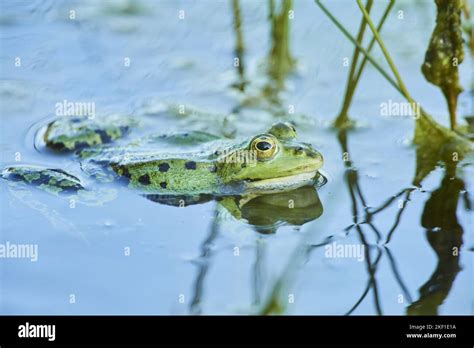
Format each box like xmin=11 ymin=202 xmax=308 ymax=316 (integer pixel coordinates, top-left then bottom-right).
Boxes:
xmin=0 ymin=0 xmax=472 ymax=314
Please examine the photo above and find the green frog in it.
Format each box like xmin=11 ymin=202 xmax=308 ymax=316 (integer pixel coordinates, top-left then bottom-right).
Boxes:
xmin=1 ymin=115 xmax=325 ymax=225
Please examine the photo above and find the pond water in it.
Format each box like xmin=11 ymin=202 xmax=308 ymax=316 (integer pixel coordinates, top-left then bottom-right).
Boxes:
xmin=0 ymin=0 xmax=472 ymax=315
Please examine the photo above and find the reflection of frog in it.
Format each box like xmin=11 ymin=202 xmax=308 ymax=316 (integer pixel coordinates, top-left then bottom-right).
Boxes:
xmin=228 ymin=185 xmax=324 ymax=233
xmin=147 ymin=185 xmax=324 ymax=233
xmin=1 ymin=116 xmax=325 ymax=210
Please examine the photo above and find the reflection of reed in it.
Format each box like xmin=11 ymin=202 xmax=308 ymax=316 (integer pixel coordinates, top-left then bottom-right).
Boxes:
xmin=261 ymin=0 xmax=295 ymax=108
xmin=231 ymin=0 xmax=246 ymax=92
xmin=319 ymin=0 xmax=471 ymax=314
xmin=252 ymin=239 xmax=265 ymax=306
xmin=336 ymin=125 xmax=470 ymax=315
xmin=267 ymin=0 xmax=294 ymax=89
xmin=189 ymin=206 xmax=221 ymax=315
xmin=408 ymin=164 xmax=466 ymax=315
xmin=235 ymin=0 xmax=295 ymax=114
xmin=337 ymin=129 xmax=382 ymax=314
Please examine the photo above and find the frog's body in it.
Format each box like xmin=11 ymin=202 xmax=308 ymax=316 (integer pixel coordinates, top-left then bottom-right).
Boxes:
xmin=2 ymin=116 xmax=324 ymax=205
xmin=82 ymin=123 xmax=322 ymax=195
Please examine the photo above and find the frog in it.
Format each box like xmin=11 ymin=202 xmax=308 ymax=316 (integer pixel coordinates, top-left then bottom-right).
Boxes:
xmin=1 ymin=115 xmax=325 ymax=224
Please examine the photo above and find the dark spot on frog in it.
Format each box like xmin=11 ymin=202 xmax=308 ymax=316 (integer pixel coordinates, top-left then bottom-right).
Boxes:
xmin=209 ymin=165 xmax=217 ymax=173
xmin=183 ymin=133 xmax=189 ymax=137
xmin=158 ymin=163 xmax=170 ymax=172
xmin=241 ymin=163 xmax=247 ymax=168
xmin=71 ymin=118 xmax=82 ymax=123
xmin=75 ymin=141 xmax=91 ymax=150
xmin=160 ymin=181 xmax=167 ymax=188
xmin=49 ymin=142 xmax=65 ymax=151
xmin=119 ymin=125 xmax=130 ymax=135
xmin=185 ymin=161 xmax=196 ymax=170
xmin=31 ymin=174 xmax=52 ymax=186
xmin=121 ymin=168 xmax=131 ymax=178
xmin=138 ymin=174 xmax=151 ymax=185
xmin=6 ymin=173 xmax=24 ymax=182
xmin=96 ymin=129 xmax=112 ymax=144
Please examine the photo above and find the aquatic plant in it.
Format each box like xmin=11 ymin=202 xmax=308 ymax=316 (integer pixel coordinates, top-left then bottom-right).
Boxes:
xmin=316 ymin=0 xmax=472 ymax=184
xmin=260 ymin=0 xmax=296 ymax=109
xmin=236 ymin=0 xmax=296 ymax=115
xmin=461 ymin=1 xmax=474 ymax=57
xmin=267 ymin=0 xmax=295 ymax=88
xmin=421 ymin=0 xmax=464 ymax=130
xmin=334 ymin=0 xmax=393 ymax=128
xmin=231 ymin=0 xmax=247 ymax=92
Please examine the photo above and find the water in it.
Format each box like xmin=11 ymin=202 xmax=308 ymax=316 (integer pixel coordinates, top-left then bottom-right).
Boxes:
xmin=0 ymin=0 xmax=472 ymax=315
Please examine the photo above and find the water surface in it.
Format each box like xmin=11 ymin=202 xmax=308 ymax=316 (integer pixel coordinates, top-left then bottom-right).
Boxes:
xmin=0 ymin=0 xmax=472 ymax=315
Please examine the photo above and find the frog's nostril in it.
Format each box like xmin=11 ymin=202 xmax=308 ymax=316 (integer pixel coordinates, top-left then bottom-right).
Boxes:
xmin=305 ymin=149 xmax=320 ymax=158
xmin=294 ymin=146 xmax=313 ymax=157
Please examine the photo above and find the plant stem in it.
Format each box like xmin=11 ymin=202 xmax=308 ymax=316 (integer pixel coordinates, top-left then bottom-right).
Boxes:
xmin=355 ymin=0 xmax=416 ymax=109
xmin=315 ymin=0 xmax=403 ymax=97
xmin=336 ymin=0 xmax=373 ymax=125
xmin=352 ymin=1 xmax=394 ymax=91
xmin=232 ymin=0 xmax=246 ymax=91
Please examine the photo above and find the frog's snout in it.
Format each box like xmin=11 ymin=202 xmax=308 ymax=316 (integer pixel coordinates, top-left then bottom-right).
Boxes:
xmin=292 ymin=143 xmax=323 ymax=165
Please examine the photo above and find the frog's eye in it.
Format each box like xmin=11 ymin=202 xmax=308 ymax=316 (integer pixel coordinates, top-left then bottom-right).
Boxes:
xmin=251 ymin=135 xmax=278 ymax=160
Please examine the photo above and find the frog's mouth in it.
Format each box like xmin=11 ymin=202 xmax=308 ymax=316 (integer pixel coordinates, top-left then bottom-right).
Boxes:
xmin=244 ymin=169 xmax=318 ymax=194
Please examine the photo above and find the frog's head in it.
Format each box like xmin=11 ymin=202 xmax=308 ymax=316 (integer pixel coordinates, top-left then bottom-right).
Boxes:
xmin=218 ymin=122 xmax=323 ymax=193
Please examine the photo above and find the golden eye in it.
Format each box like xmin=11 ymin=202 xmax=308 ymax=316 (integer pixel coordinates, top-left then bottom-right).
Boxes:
xmin=251 ymin=135 xmax=278 ymax=160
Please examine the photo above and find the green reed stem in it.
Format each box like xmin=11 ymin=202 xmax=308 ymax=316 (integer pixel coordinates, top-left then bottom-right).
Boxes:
xmin=337 ymin=0 xmax=373 ymax=123
xmin=352 ymin=0 xmax=394 ymax=91
xmin=315 ymin=0 xmax=403 ymax=98
xmin=355 ymin=0 xmax=416 ymax=109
